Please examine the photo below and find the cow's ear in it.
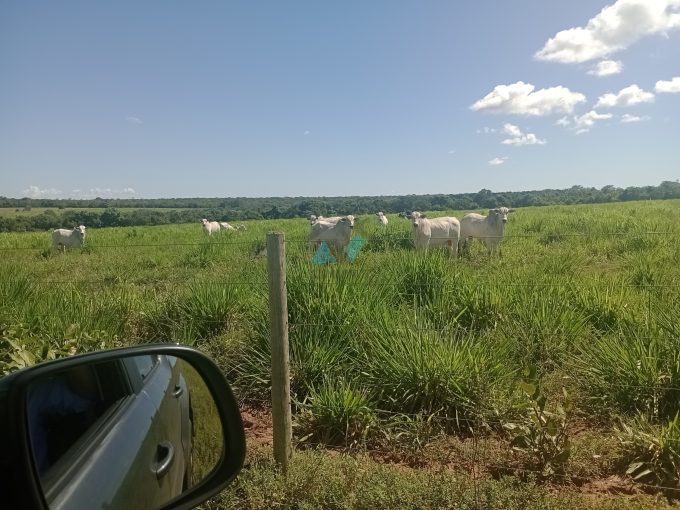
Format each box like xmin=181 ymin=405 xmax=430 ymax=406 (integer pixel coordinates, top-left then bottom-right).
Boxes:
xmin=421 ymin=214 xmax=427 ymax=219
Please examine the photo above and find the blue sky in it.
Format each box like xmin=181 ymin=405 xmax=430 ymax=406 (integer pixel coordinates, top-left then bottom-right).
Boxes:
xmin=1 ymin=1 xmax=679 ymax=199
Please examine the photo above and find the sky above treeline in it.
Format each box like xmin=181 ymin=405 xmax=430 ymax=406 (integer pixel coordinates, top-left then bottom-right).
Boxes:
xmin=1 ymin=1 xmax=679 ymax=199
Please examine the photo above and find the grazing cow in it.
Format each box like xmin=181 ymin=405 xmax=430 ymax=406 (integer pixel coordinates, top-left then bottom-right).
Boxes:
xmin=219 ymin=222 xmax=237 ymax=231
xmin=52 ymin=225 xmax=87 ymax=252
xmin=376 ymin=212 xmax=388 ymax=226
xmin=201 ymin=219 xmax=221 ymax=236
xmin=411 ymin=215 xmax=460 ymax=257
xmin=236 ymin=224 xmax=247 ymax=231
xmin=459 ymin=207 xmax=513 ymax=256
xmin=309 ymin=215 xmax=355 ymax=260
xmin=408 ymin=211 xmax=423 ymax=220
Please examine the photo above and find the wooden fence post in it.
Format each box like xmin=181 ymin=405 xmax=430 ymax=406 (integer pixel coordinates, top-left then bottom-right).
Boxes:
xmin=266 ymin=232 xmax=292 ymax=471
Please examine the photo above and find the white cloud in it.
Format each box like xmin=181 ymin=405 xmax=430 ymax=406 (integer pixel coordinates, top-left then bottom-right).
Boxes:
xmin=572 ymin=110 xmax=613 ymax=133
xmin=470 ymin=81 xmax=586 ymax=116
xmin=500 ymin=123 xmax=546 ymax=146
xmin=23 ymin=185 xmax=63 ymax=198
xmin=655 ymin=76 xmax=680 ymax=93
xmin=621 ymin=113 xmax=650 ymax=123
xmin=535 ymin=0 xmax=680 ymax=64
xmin=556 ymin=116 xmax=571 ymax=126
xmin=125 ymin=115 xmax=143 ymax=124
xmin=447 ymin=149 xmax=456 ymax=154
xmin=595 ymin=84 xmax=655 ymax=107
xmin=304 ymin=130 xmax=311 ymax=135
xmin=476 ymin=127 xmax=496 ymax=134
xmin=587 ymin=60 xmax=623 ymax=76
xmin=489 ymin=157 xmax=508 ymax=166
xmin=502 ymin=123 xmax=522 ymax=137
xmin=24 ymin=186 xmax=138 ymax=199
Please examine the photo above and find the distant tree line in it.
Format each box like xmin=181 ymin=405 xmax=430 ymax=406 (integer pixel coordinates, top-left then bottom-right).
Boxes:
xmin=1 ymin=181 xmax=679 ymax=232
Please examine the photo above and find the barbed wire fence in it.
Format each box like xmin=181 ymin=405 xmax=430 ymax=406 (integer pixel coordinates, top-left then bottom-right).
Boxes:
xmin=1 ymin=227 xmax=679 ymax=505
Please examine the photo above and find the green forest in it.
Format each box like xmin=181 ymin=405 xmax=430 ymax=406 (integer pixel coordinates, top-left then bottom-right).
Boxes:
xmin=1 ymin=180 xmax=678 ymax=232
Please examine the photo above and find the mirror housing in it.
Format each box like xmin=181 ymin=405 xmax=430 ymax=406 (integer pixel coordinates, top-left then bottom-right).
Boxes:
xmin=0 ymin=344 xmax=245 ymax=510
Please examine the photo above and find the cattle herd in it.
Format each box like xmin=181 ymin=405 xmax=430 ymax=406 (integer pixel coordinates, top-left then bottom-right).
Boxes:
xmin=50 ymin=208 xmax=514 ymax=258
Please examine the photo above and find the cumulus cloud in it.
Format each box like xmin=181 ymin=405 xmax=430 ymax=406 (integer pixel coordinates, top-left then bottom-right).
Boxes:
xmin=470 ymin=81 xmax=586 ymax=116
xmin=556 ymin=116 xmax=571 ymax=126
xmin=125 ymin=115 xmax=143 ymax=124
xmin=655 ymin=76 xmax=680 ymax=93
xmin=23 ymin=185 xmax=63 ymax=198
xmin=476 ymin=126 xmax=496 ymax=134
xmin=588 ymin=60 xmax=623 ymax=76
xmin=595 ymin=84 xmax=655 ymax=107
xmin=535 ymin=0 xmax=680 ymax=64
xmin=500 ymin=123 xmax=546 ymax=146
xmin=621 ymin=113 xmax=650 ymax=123
xmin=489 ymin=157 xmax=508 ymax=166
xmin=572 ymin=110 xmax=613 ymax=133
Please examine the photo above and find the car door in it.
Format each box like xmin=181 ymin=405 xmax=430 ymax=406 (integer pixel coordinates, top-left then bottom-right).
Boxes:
xmin=38 ymin=356 xmax=177 ymax=510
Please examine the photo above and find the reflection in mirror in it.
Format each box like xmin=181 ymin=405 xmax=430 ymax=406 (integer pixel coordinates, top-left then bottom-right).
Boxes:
xmin=25 ymin=354 xmax=224 ymax=510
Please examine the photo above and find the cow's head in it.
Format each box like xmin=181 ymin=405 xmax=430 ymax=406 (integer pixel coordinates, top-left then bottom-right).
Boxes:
xmin=341 ymin=215 xmax=355 ymax=229
xmin=74 ymin=225 xmax=87 ymax=239
xmin=490 ymin=208 xmax=509 ymax=224
xmin=201 ymin=218 xmax=208 ymax=225
xmin=412 ymin=214 xmax=427 ymax=229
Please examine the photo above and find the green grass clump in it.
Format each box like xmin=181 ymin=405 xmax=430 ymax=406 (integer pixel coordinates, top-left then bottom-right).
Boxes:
xmin=296 ymin=378 xmax=377 ymax=446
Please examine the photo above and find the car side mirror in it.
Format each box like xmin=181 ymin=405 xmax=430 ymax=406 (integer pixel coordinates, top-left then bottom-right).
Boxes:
xmin=0 ymin=344 xmax=246 ymax=510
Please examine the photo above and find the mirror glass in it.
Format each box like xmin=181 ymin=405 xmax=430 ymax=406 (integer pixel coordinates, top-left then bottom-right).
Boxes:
xmin=24 ymin=354 xmax=224 ymax=510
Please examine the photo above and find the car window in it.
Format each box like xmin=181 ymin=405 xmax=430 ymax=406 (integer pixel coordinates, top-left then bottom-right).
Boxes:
xmin=132 ymin=355 xmax=160 ymax=381
xmin=27 ymin=360 xmax=133 ymax=479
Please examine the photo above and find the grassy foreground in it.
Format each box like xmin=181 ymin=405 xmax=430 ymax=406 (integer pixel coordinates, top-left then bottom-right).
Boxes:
xmin=2 ymin=199 xmax=680 ymax=504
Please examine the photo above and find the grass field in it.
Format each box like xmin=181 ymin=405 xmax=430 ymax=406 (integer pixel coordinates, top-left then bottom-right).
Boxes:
xmin=2 ymin=199 xmax=680 ymax=506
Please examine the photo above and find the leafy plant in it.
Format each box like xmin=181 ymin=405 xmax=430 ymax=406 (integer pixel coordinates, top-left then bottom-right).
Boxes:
xmin=616 ymin=413 xmax=680 ymax=489
xmin=503 ymin=367 xmax=572 ymax=478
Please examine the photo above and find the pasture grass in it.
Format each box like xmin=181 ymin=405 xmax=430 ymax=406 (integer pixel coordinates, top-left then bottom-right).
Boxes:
xmin=2 ymin=199 xmax=680 ymax=499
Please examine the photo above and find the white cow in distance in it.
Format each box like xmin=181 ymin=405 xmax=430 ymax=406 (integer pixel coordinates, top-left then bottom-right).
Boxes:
xmin=219 ymin=222 xmax=237 ymax=231
xmin=459 ymin=207 xmax=514 ymax=256
xmin=201 ymin=219 xmax=221 ymax=236
xmin=376 ymin=212 xmax=388 ymax=226
xmin=411 ymin=215 xmax=460 ymax=257
xmin=309 ymin=215 xmax=355 ymax=260
xmin=52 ymin=225 xmax=87 ymax=252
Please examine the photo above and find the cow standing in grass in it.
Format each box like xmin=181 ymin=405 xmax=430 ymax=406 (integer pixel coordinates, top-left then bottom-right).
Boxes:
xmin=411 ymin=215 xmax=460 ymax=257
xmin=309 ymin=215 xmax=355 ymax=260
xmin=201 ymin=219 xmax=221 ymax=236
xmin=52 ymin=225 xmax=87 ymax=252
xmin=459 ymin=207 xmax=513 ymax=256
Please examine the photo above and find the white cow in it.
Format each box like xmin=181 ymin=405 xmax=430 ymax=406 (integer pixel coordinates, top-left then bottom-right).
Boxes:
xmin=376 ymin=212 xmax=388 ymax=226
xmin=309 ymin=215 xmax=355 ymax=260
xmin=459 ymin=207 xmax=513 ymax=256
xmin=201 ymin=219 xmax=221 ymax=236
xmin=52 ymin=225 xmax=87 ymax=252
xmin=411 ymin=215 xmax=460 ymax=257
xmin=236 ymin=224 xmax=247 ymax=231
xmin=219 ymin=222 xmax=237 ymax=231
